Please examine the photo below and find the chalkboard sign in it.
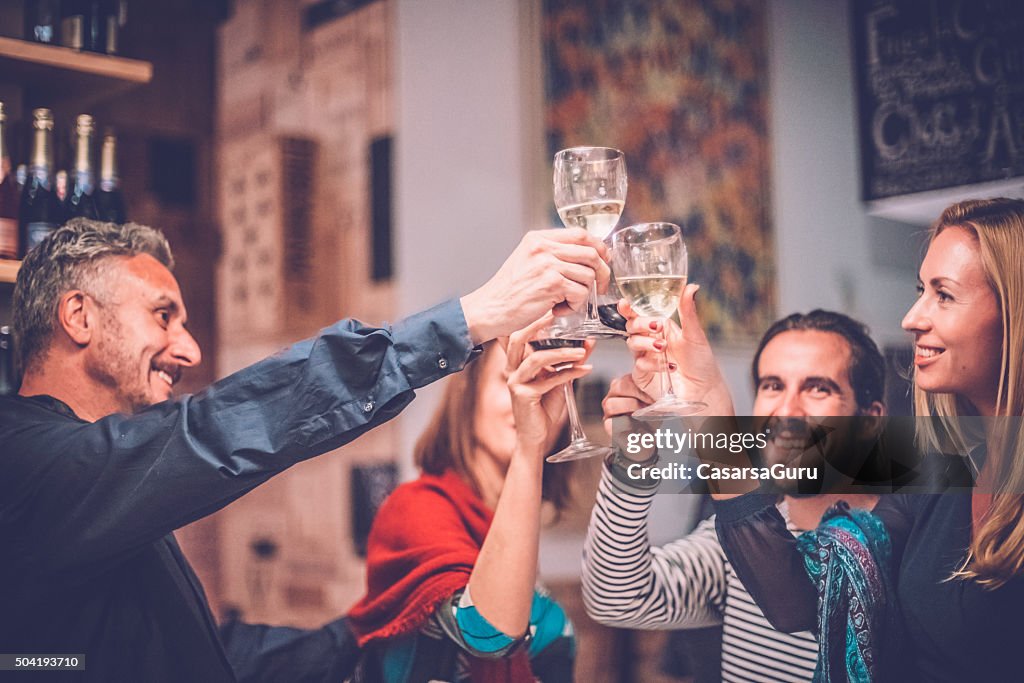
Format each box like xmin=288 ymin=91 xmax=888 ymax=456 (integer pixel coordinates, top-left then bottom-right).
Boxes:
xmin=853 ymin=0 xmax=1024 ymax=200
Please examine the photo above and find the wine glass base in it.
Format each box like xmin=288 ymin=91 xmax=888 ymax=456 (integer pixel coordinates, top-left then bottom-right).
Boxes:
xmin=632 ymin=399 xmax=707 ymax=421
xmin=546 ymin=440 xmax=614 ymax=463
xmin=556 ymin=319 xmax=627 ymax=341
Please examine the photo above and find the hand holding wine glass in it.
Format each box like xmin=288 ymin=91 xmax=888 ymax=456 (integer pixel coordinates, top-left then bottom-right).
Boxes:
xmin=610 ymin=222 xmax=706 ymax=418
xmin=620 ymin=286 xmax=736 ymax=417
xmin=525 ymin=313 xmax=613 ymax=462
xmin=502 ymin=314 xmax=595 ymax=457
xmin=553 ymin=146 xmax=628 ymax=339
xmin=459 ymin=227 xmax=610 ymax=345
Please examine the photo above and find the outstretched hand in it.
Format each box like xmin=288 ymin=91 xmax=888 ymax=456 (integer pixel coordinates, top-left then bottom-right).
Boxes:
xmin=461 ymin=228 xmax=611 ymax=344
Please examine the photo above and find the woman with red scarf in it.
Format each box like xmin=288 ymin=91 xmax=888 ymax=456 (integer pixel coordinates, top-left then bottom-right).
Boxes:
xmin=348 ymin=319 xmax=586 ymax=682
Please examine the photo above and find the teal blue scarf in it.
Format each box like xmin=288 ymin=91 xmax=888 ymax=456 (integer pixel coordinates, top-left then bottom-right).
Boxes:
xmin=796 ymin=503 xmax=896 ymax=683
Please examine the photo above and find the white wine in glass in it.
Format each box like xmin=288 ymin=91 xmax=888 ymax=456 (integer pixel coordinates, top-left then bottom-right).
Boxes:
xmin=557 ymin=199 xmax=625 ymax=239
xmin=616 ymin=275 xmax=688 ymax=318
xmin=553 ymin=146 xmax=627 ymax=339
xmin=611 ymin=223 xmax=706 ymax=419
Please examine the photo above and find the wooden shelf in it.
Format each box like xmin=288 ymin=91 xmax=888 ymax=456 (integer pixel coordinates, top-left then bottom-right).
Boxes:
xmin=0 ymin=36 xmax=152 ymax=104
xmin=0 ymin=259 xmax=19 ymax=284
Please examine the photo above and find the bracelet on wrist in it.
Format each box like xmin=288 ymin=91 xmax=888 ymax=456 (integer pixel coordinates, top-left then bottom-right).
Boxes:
xmin=604 ymin=448 xmax=661 ymax=489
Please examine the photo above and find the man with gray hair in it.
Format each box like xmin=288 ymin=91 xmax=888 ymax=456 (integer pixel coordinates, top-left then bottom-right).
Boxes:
xmin=0 ymin=217 xmax=610 ymax=682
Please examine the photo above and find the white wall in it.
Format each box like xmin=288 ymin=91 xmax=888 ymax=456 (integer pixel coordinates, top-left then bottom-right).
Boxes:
xmin=394 ymin=0 xmax=533 ymax=478
xmin=767 ymin=0 xmax=922 ymax=349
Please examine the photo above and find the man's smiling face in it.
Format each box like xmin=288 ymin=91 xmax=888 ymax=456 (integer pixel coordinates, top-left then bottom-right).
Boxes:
xmin=85 ymin=254 xmax=201 ymax=413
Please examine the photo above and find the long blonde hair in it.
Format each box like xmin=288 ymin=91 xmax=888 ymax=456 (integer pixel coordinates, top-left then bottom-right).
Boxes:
xmin=913 ymin=198 xmax=1024 ymax=589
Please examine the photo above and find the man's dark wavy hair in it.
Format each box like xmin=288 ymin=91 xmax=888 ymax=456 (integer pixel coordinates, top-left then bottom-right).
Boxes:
xmin=751 ymin=309 xmax=885 ymax=411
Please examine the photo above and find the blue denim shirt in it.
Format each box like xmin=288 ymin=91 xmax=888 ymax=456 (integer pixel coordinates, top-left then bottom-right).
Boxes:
xmin=0 ymin=298 xmax=477 ymax=682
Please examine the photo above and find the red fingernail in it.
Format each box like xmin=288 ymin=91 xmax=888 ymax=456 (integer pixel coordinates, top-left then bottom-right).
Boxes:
xmin=668 ymin=363 xmax=678 ymax=371
xmin=653 ymin=340 xmax=666 ymax=350
xmin=649 ymin=321 xmax=659 ymax=331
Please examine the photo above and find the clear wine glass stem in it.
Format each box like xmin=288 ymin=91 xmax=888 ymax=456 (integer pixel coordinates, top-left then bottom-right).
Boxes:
xmin=658 ymin=322 xmax=676 ymax=399
xmin=563 ymin=381 xmax=587 ymax=442
xmin=586 ymin=282 xmax=599 ymax=321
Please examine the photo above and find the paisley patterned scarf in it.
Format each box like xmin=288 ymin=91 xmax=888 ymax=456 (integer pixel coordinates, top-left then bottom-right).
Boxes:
xmin=796 ymin=502 xmax=896 ymax=683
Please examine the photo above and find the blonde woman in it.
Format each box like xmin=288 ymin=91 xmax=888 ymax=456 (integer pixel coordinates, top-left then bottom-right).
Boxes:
xmin=621 ymin=198 xmax=1024 ymax=680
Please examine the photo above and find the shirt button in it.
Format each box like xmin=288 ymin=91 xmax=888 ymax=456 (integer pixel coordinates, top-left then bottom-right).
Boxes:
xmin=363 ymin=401 xmax=374 ymax=413
xmin=437 ymin=357 xmax=448 ymax=370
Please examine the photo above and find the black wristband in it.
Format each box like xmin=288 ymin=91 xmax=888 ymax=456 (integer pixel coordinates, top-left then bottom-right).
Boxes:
xmin=604 ymin=448 xmax=661 ymax=490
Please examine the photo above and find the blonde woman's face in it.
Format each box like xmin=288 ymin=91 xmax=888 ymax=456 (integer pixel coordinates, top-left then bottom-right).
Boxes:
xmin=901 ymin=226 xmax=1003 ymax=412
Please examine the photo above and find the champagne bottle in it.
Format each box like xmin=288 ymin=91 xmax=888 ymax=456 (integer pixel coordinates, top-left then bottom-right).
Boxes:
xmin=102 ymin=0 xmax=126 ymax=55
xmin=62 ymin=0 xmax=116 ymax=53
xmin=86 ymin=1 xmax=106 ymax=53
xmin=0 ymin=326 xmax=15 ymax=396
xmin=0 ymin=103 xmax=19 ymax=260
xmin=18 ymin=109 xmax=62 ymax=256
xmin=66 ymin=115 xmax=99 ymax=220
xmin=96 ymin=128 xmax=126 ymax=223
xmin=25 ymin=0 xmax=60 ymax=44
xmin=61 ymin=0 xmax=87 ymax=51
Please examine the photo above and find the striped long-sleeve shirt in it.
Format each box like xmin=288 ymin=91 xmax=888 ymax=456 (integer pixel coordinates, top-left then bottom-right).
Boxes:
xmin=582 ymin=466 xmax=818 ymax=683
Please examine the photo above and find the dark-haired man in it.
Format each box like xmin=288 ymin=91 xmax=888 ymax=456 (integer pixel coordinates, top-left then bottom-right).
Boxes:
xmin=582 ymin=307 xmax=885 ymax=683
xmin=0 ymin=218 xmax=610 ymax=682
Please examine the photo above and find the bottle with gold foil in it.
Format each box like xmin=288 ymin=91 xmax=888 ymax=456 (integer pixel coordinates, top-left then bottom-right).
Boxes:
xmin=61 ymin=0 xmax=87 ymax=51
xmin=66 ymin=114 xmax=99 ymax=220
xmin=96 ymin=128 xmax=126 ymax=223
xmin=18 ymin=108 xmax=63 ymax=256
xmin=0 ymin=103 xmax=19 ymax=259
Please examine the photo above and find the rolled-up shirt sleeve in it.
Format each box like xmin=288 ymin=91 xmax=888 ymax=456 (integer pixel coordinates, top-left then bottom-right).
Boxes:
xmin=1 ymin=298 xmax=477 ymax=581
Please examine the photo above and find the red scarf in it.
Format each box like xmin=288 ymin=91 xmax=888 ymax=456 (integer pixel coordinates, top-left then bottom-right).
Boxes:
xmin=348 ymin=470 xmax=534 ymax=682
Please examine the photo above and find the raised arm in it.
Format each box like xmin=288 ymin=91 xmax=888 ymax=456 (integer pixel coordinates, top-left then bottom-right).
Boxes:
xmin=460 ymin=227 xmax=610 ymax=344
xmin=1 ymin=300 xmax=475 ymax=579
xmin=583 ymin=462 xmax=727 ymax=629
xmin=466 ymin=317 xmax=593 ymax=638
xmin=582 ymin=375 xmax=727 ymax=629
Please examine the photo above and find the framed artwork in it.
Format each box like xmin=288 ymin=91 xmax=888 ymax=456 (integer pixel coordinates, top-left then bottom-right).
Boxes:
xmin=543 ymin=0 xmax=775 ymax=341
xmin=350 ymin=462 xmax=399 ymax=558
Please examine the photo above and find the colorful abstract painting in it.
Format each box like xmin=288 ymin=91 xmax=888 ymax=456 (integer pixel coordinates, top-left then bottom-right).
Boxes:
xmin=543 ymin=0 xmax=775 ymax=341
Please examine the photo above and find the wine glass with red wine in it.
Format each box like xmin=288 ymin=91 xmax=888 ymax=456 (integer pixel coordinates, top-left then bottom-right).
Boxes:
xmin=530 ymin=315 xmax=613 ymax=463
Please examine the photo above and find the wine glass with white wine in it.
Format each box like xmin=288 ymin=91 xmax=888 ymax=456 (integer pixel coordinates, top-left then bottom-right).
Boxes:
xmin=553 ymin=146 xmax=628 ymax=339
xmin=611 ymin=222 xmax=707 ymax=419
